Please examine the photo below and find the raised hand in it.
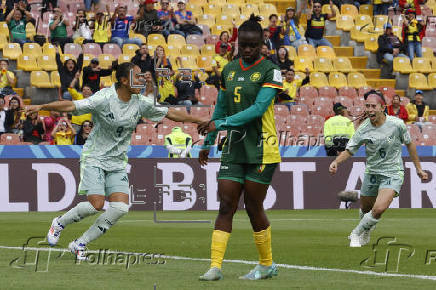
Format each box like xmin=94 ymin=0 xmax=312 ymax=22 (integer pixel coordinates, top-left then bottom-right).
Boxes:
xmin=198 ymin=149 xmax=209 ymax=166
xmin=197 ymin=120 xmax=216 ymax=135
xmin=417 ymin=169 xmax=428 ymax=181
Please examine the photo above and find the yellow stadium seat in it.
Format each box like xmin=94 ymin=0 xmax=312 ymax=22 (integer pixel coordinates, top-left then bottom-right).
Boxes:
xmin=0 ymin=34 xmax=8 ymax=49
xmin=50 ymin=71 xmax=61 ymax=88
xmin=413 ymin=57 xmax=432 ymax=73
xmin=322 ymin=5 xmax=339 ymax=21
xmin=176 ymin=56 xmax=198 ymax=70
xmin=100 ymin=76 xmax=113 ymax=87
xmin=147 ymin=34 xmax=166 ymax=46
xmin=374 ymin=15 xmax=388 ymax=27
xmin=181 ymin=44 xmax=200 ymax=56
xmin=393 ymin=57 xmax=413 ymax=74
xmin=189 ymin=0 xmax=208 ymax=5
xmin=98 ymin=54 xmax=114 ymax=69
xmin=197 ymin=14 xmax=215 ymax=27
xmin=341 ymin=4 xmax=358 ymax=19
xmin=26 ymin=22 xmax=36 ymax=40
xmin=43 ymin=43 xmax=56 ymax=57
xmin=17 ymin=54 xmax=39 ymax=71
xmin=0 ymin=22 xmax=9 ymax=37
xmin=216 ymin=14 xmax=234 ymax=26
xmin=333 ymin=57 xmax=354 ymax=72
xmin=37 ymin=55 xmax=57 ymax=71
xmin=146 ymin=44 xmax=156 ymax=56
xmin=23 ymin=43 xmax=42 ymax=57
xmin=203 ymin=3 xmax=221 ymax=15
xmin=432 ymin=59 xmax=436 ymax=72
xmin=168 ymin=34 xmax=186 ymax=49
xmin=314 ymin=57 xmax=333 ymax=72
xmin=122 ymin=44 xmax=140 ymax=57
xmin=298 ymin=44 xmax=316 ymax=61
xmin=197 ymin=55 xmax=214 ymax=71
xmin=211 ymin=25 xmax=232 ymax=36
xmin=222 ymin=4 xmax=241 ymax=18
xmin=351 ymin=25 xmax=373 ymax=42
xmin=359 ymin=4 xmax=373 ymax=16
xmin=364 ymin=35 xmax=378 ymax=53
xmin=82 ymin=54 xmax=94 ymax=67
xmin=60 ymin=54 xmax=76 ymax=63
xmin=187 ymin=3 xmax=202 ymax=15
xmin=241 ymin=3 xmax=259 ymax=15
xmin=166 ymin=44 xmax=180 ymax=56
xmin=235 ymin=14 xmax=249 ymax=26
xmin=284 ymin=45 xmax=297 ymax=61
xmin=317 ymin=46 xmax=336 ymax=60
xmin=227 ymin=0 xmax=244 ymax=4
xmin=294 ymin=57 xmax=314 ymax=72
xmin=336 ymin=14 xmax=354 ymax=31
xmin=3 ymin=43 xmax=22 ymax=60
xmin=131 ymin=33 xmax=147 ymax=44
xmin=409 ymin=73 xmax=429 ymax=89
xmin=260 ymin=3 xmax=277 ymax=15
xmin=347 ymin=72 xmax=367 ymax=88
xmin=31 ymin=71 xmax=53 ymax=88
xmin=329 ymin=71 xmax=348 ymax=88
xmin=310 ymin=72 xmax=329 ymax=88
xmin=355 ymin=14 xmax=372 ymax=27
xmin=201 ymin=44 xmax=216 ymax=56
xmin=391 ymin=26 xmax=402 ymax=41
xmin=422 ymin=47 xmax=435 ymax=60
xmin=118 ymin=54 xmax=132 ymax=64
xmin=428 ymin=73 xmax=436 ymax=88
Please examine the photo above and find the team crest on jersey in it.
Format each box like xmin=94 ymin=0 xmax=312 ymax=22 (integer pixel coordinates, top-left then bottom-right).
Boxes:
xmin=227 ymin=71 xmax=235 ymax=81
xmin=250 ymin=72 xmax=261 ymax=82
xmin=258 ymin=164 xmax=266 ymax=173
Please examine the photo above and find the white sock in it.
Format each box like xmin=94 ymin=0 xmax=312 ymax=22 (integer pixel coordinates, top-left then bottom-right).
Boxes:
xmin=359 ymin=209 xmax=364 ymax=220
xmin=58 ymin=202 xmax=98 ymax=227
xmin=352 ymin=212 xmax=379 ymax=236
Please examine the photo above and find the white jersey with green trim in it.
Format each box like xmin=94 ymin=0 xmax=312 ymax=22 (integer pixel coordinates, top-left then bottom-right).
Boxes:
xmin=73 ymin=85 xmax=168 ymax=171
xmin=345 ymin=115 xmax=412 ymax=177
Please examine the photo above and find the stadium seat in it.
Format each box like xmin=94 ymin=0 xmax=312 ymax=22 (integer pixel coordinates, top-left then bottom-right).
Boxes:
xmin=421 ymin=47 xmax=435 ymax=60
xmin=364 ymin=35 xmax=378 ymax=53
xmin=203 ymin=3 xmax=220 ymax=15
xmin=260 ymin=3 xmax=277 ymax=14
xmin=176 ymin=56 xmax=198 ymax=70
xmin=83 ymin=43 xmax=102 ymax=56
xmin=406 ymin=124 xmax=421 ymax=142
xmin=341 ymin=4 xmax=358 ymax=18
xmin=187 ymin=3 xmax=202 ymax=15
xmin=299 ymin=86 xmax=318 ymax=98
xmin=215 ymin=14 xmax=234 ymax=26
xmin=284 ymin=45 xmax=297 ymax=61
xmin=0 ymin=133 xmax=20 ymax=145
xmin=221 ymin=6 xmax=240 ymax=19
xmin=409 ymin=73 xmax=429 ymax=89
xmin=241 ymin=3 xmax=259 ymax=15
xmin=334 ymin=96 xmax=353 ymax=108
xmin=338 ymin=87 xmax=357 ymax=98
xmin=181 ymin=44 xmax=200 ymax=56
xmin=393 ymin=57 xmax=413 ymax=74
xmin=358 ymin=87 xmax=372 ymax=97
xmin=60 ymin=54 xmax=77 ymax=63
xmin=201 ymin=44 xmax=216 ymax=56
xmin=0 ymin=34 xmax=7 ymax=49
xmin=298 ymin=44 xmax=316 ymax=61
xmin=307 ymin=115 xmax=325 ymax=127
xmin=64 ymin=43 xmax=83 ymax=58
xmin=318 ymin=86 xmax=337 ymax=98
xmin=43 ymin=43 xmax=56 ymax=57
xmin=290 ymin=105 xmax=309 ymax=118
xmin=17 ymin=54 xmax=39 ymax=71
xmin=136 ymin=124 xmax=156 ymax=135
xmin=401 ymin=96 xmax=410 ymax=106
xmin=3 ymin=43 xmax=22 ymax=60
xmin=122 ymin=44 xmax=140 ymax=57
xmin=316 ymin=46 xmax=336 ymax=60
xmin=314 ymin=57 xmax=334 ymax=72
xmin=336 ymin=14 xmax=354 ymax=31
xmin=197 ymin=14 xmax=215 ymax=27
xmin=103 ymin=43 xmax=122 ymax=59
xmin=164 ymin=44 xmax=179 ymax=57
xmin=82 ymin=54 xmax=94 ymax=67
xmin=31 ymin=71 xmax=53 ymax=88
xmin=197 ymin=55 xmax=214 ymax=71
xmin=329 ymin=72 xmax=348 ymax=89
xmin=322 ymin=4 xmax=339 ymax=20
xmin=100 ymin=76 xmax=113 ymax=87
xmin=428 ymin=115 xmax=436 ymax=124
xmin=359 ymin=4 xmax=373 ymax=16
xmin=374 ymin=15 xmax=388 ymax=27
xmin=294 ymin=57 xmax=314 ymax=72
xmin=422 ymin=37 xmax=436 ymax=53
xmin=298 ymin=95 xmax=315 ymax=107
xmin=347 ymin=72 xmax=367 ymax=88
xmin=235 ymin=14 xmax=249 ymax=26
xmin=51 ymin=71 xmax=61 ymax=88
xmin=311 ymin=105 xmax=333 ymax=118
xmin=310 ymin=72 xmax=329 ymax=88
xmin=23 ymin=43 xmax=42 ymax=57
xmin=0 ymin=22 xmax=9 ymax=37
xmin=355 ymin=14 xmax=372 ymax=26
xmin=168 ymin=34 xmax=186 ymax=49
xmin=147 ymin=34 xmax=166 ymax=46
xmin=349 ymin=106 xmax=365 ymax=118
xmin=38 ymin=55 xmax=57 ymax=71
xmin=186 ymin=34 xmax=205 ymax=48
xmin=314 ymin=96 xmax=333 ymax=107
xmin=98 ymin=54 xmax=114 ymax=69
xmin=413 ymin=57 xmax=432 ymax=73
xmin=333 ymin=57 xmax=354 ymax=73
xmin=379 ymin=87 xmax=396 ymax=98
xmin=422 ymin=124 xmax=436 ymax=136
xmin=211 ymin=25 xmax=232 ymax=36
xmin=118 ymin=54 xmax=132 ymax=64
xmin=205 ymin=34 xmax=220 ymax=45
xmin=131 ymin=134 xmax=150 ymax=145
xmin=196 ymin=24 xmax=210 ymax=37
xmin=428 ymin=73 xmax=436 ymax=88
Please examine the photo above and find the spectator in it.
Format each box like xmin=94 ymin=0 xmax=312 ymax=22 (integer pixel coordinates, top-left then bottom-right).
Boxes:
xmin=40 ymin=0 xmax=57 ymax=18
xmin=72 ymin=9 xmax=92 ymax=44
xmin=399 ymin=0 xmax=422 ymax=15
xmin=0 ymin=59 xmax=16 ymax=95
xmin=305 ymin=0 xmax=335 ymax=48
xmin=277 ymin=68 xmax=310 ymax=109
xmin=402 ymin=9 xmax=424 ymax=61
xmin=164 ymin=126 xmax=193 ymax=158
xmin=374 ymin=0 xmax=392 ymax=15
xmin=49 ymin=8 xmax=73 ymax=51
xmin=282 ymin=7 xmax=305 ymax=49
xmin=377 ymin=23 xmax=407 ymax=76
xmin=143 ymin=70 xmax=157 ymax=98
xmin=154 ymin=45 xmax=176 ymax=103
xmin=260 ymin=43 xmax=273 ymax=61
xmin=174 ymin=0 xmax=202 ymax=37
xmin=213 ymin=43 xmax=230 ymax=78
xmin=22 ymin=112 xmax=44 ymax=144
xmin=110 ymin=5 xmax=142 ymax=48
xmin=323 ymin=103 xmax=355 ymax=156
xmin=56 ymin=46 xmax=83 ymax=100
xmin=0 ymin=96 xmax=5 ymax=136
xmin=92 ymin=10 xmax=111 ymax=49
xmin=157 ymin=0 xmax=184 ymax=39
xmin=52 ymin=116 xmax=75 ymax=145
xmin=406 ymin=90 xmax=429 ymax=124
xmin=174 ymin=70 xmax=202 ymax=111
xmin=272 ymin=46 xmax=294 ymax=74
xmin=267 ymin=14 xmax=283 ymax=50
xmin=82 ymin=58 xmax=114 ymax=93
xmin=42 ymin=111 xmax=60 ymax=143
xmin=68 ymin=73 xmax=93 ymax=132
xmin=263 ymin=28 xmax=274 ymax=51
xmin=74 ymin=120 xmax=93 ymax=145
xmin=84 ymin=0 xmax=100 ymax=12
xmin=5 ymin=96 xmax=21 ymax=134
xmin=6 ymin=2 xmax=34 ymax=45
xmin=136 ymin=0 xmax=163 ymax=37
xmin=215 ymin=23 xmax=238 ymax=54
xmin=387 ymin=95 xmax=409 ymax=122
xmin=5 ymin=0 xmax=30 ymax=19
xmin=132 ymin=44 xmax=155 ymax=74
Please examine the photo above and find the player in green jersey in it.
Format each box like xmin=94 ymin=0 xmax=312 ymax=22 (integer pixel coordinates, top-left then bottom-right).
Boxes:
xmin=198 ymin=15 xmax=283 ymax=281
xmin=329 ymin=90 xmax=428 ymax=247
xmin=25 ymin=63 xmax=205 ymax=260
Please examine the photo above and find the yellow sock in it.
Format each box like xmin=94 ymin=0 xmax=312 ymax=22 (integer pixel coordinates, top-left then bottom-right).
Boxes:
xmin=253 ymin=226 xmax=272 ymax=266
xmin=210 ymin=230 xmax=230 ymax=269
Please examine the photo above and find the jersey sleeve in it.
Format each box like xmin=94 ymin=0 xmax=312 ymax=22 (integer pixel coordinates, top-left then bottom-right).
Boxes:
xmin=139 ymin=95 xmax=169 ymax=122
xmin=262 ymin=65 xmax=283 ymax=90
xmin=73 ymin=90 xmax=106 ymax=115
xmin=345 ymin=129 xmax=364 ymax=155
xmin=398 ymin=121 xmax=412 ymax=145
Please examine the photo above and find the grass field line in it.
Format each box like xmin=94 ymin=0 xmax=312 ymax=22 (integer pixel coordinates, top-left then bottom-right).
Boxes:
xmin=119 ymin=218 xmax=359 ymax=223
xmin=1 ymin=245 xmax=436 ymax=281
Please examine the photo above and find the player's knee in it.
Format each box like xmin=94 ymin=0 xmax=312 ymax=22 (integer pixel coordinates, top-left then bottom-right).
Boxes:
xmin=218 ymin=199 xmax=237 ymax=216
xmin=371 ymin=206 xmax=386 ymax=219
xmin=90 ymin=199 xmax=105 ymax=211
xmin=244 ymin=201 xmax=264 ymax=219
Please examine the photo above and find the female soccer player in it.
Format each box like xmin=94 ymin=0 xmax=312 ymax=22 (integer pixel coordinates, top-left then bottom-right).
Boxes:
xmin=329 ymin=90 xmax=428 ymax=247
xmin=25 ymin=62 xmax=205 ymax=260
xmin=197 ymin=14 xmax=283 ymax=281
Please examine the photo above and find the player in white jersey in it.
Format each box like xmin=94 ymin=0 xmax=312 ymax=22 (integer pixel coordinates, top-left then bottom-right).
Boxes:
xmin=329 ymin=90 xmax=428 ymax=247
xmin=25 ymin=63 xmax=205 ymax=259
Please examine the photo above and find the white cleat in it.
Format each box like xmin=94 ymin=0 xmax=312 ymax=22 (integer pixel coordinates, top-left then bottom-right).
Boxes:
xmin=68 ymin=240 xmax=87 ymax=261
xmin=349 ymin=233 xmax=361 ymax=247
xmin=360 ymin=230 xmax=371 ymax=246
xmin=47 ymin=216 xmax=64 ymax=246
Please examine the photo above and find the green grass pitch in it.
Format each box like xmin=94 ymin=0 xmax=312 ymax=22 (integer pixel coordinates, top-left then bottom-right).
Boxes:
xmin=1 ymin=209 xmax=436 ymax=289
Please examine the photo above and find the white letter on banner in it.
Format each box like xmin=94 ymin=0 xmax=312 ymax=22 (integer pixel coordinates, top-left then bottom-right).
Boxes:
xmin=280 ymin=162 xmax=316 ymax=209
xmin=205 ymin=162 xmax=220 ymax=210
xmin=405 ymin=162 xmax=436 ymax=208
xmin=157 ymin=163 xmax=197 ymax=210
xmin=32 ymin=163 xmax=76 ymax=211
xmin=0 ymin=164 xmax=29 ymax=212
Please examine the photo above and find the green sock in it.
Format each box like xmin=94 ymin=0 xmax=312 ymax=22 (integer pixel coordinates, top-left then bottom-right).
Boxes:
xmin=58 ymin=202 xmax=98 ymax=227
xmin=352 ymin=212 xmax=379 ymax=236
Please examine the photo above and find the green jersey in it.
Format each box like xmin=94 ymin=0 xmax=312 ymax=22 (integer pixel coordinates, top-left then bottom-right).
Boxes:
xmin=346 ymin=115 xmax=412 ymax=177
xmin=206 ymin=57 xmax=283 ymax=164
xmin=8 ymin=19 xmax=26 ymax=41
xmin=73 ymin=85 xmax=168 ymax=171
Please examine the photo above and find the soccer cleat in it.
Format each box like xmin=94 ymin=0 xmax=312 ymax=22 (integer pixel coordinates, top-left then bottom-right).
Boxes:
xmin=349 ymin=233 xmax=361 ymax=247
xmin=199 ymin=267 xmax=223 ymax=281
xmin=68 ymin=240 xmax=88 ymax=261
xmin=359 ymin=230 xmax=371 ymax=246
xmin=238 ymin=263 xmax=278 ymax=280
xmin=47 ymin=216 xmax=64 ymax=246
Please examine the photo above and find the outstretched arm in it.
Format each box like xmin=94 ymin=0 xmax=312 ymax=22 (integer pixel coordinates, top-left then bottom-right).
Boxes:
xmin=25 ymin=101 xmax=76 ymax=115
xmin=166 ymin=108 xmax=204 ymax=124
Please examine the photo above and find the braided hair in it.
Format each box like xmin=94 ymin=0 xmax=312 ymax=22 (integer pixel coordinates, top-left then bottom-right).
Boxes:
xmin=238 ymin=14 xmax=263 ymax=40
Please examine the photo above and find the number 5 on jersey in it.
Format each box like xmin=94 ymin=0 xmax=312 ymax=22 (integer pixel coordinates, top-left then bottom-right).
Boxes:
xmin=234 ymin=86 xmax=242 ymax=103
